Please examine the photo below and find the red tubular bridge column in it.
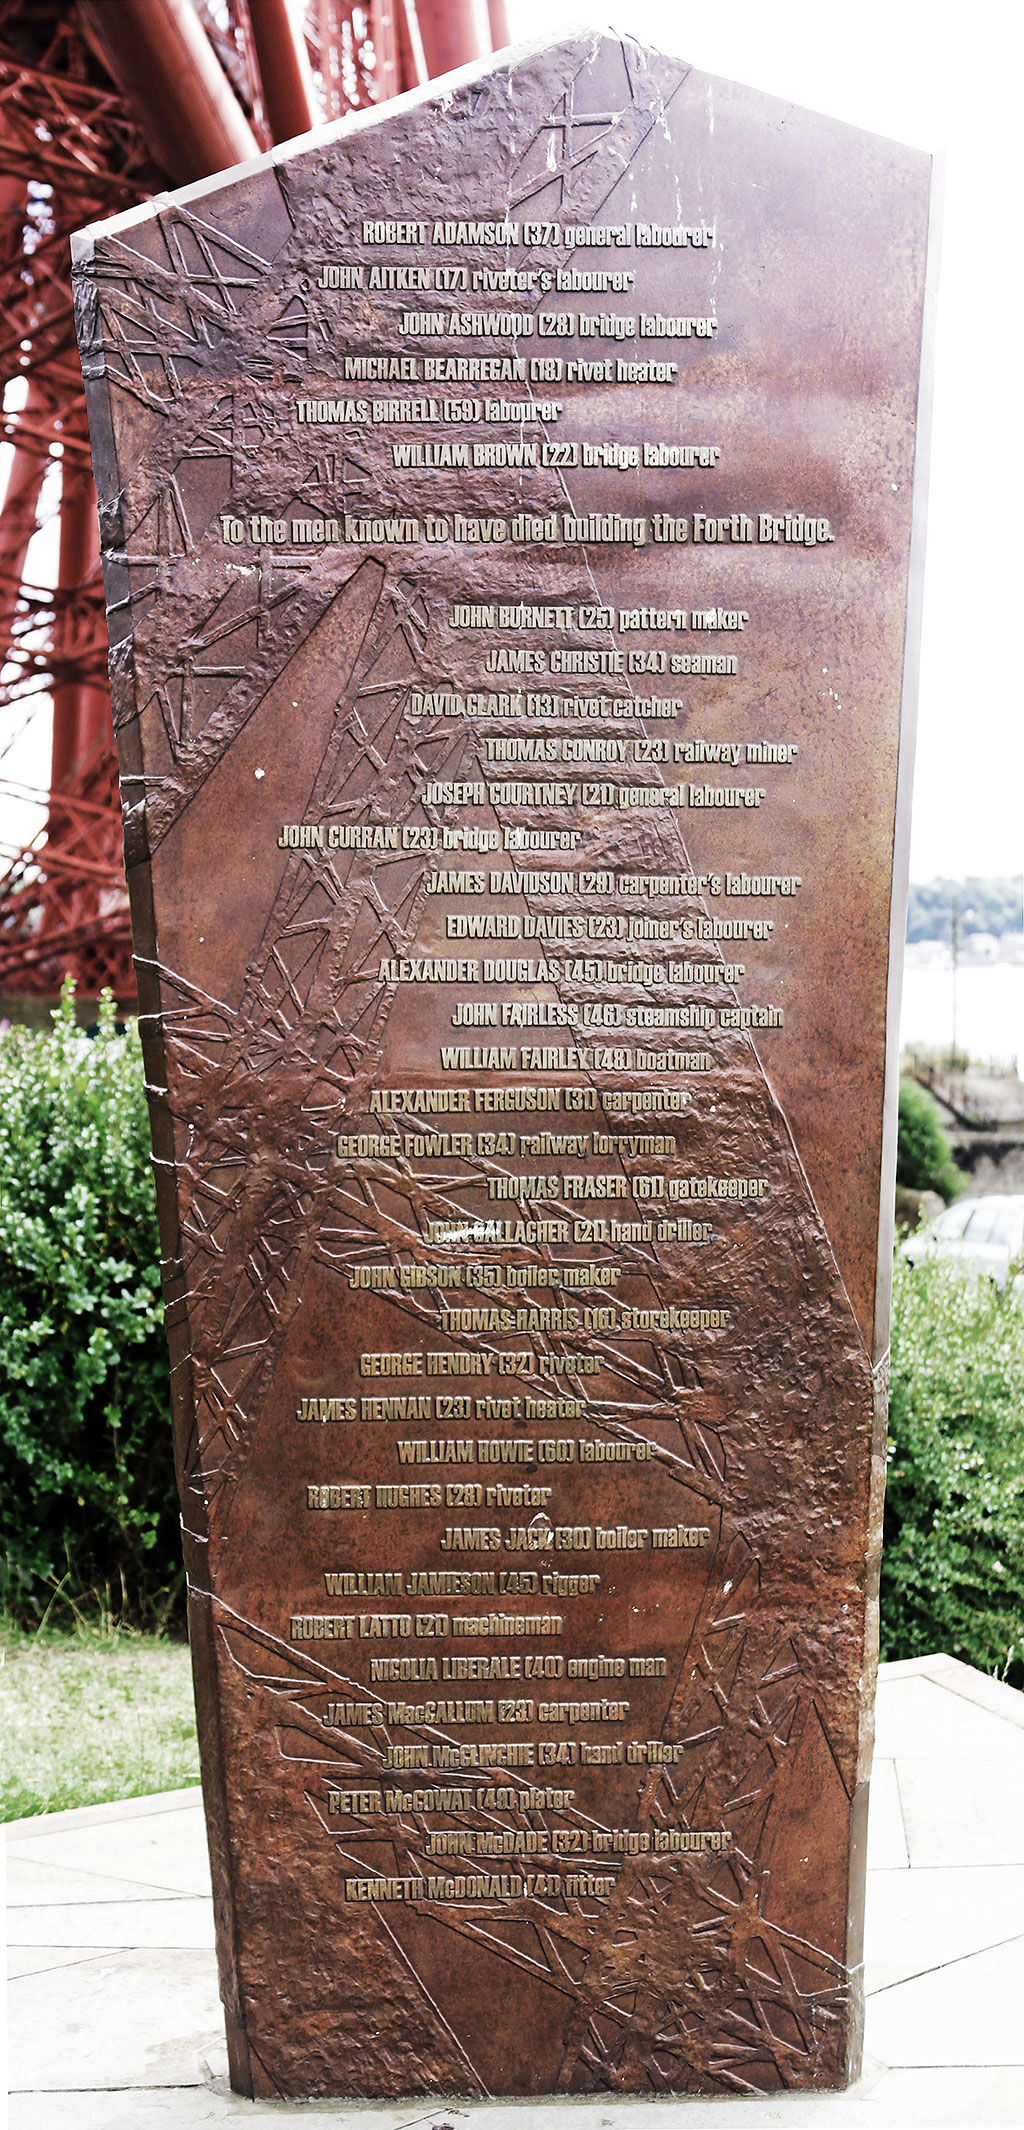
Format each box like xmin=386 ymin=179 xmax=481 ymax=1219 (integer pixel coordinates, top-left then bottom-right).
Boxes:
xmin=415 ymin=0 xmax=489 ymax=78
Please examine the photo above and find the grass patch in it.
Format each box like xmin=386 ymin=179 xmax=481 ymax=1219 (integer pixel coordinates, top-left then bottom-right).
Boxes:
xmin=1 ymin=1612 xmax=200 ymax=1822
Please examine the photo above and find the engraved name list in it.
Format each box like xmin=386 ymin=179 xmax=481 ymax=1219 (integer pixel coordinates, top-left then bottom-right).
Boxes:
xmin=74 ymin=29 xmax=933 ymax=2104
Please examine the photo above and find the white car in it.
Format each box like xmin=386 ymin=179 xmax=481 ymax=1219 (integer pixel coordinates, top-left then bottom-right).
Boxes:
xmin=900 ymin=1194 xmax=1024 ymax=1287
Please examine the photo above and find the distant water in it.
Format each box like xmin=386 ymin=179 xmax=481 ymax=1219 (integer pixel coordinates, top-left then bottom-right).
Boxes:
xmin=899 ymin=959 xmax=1024 ymax=1069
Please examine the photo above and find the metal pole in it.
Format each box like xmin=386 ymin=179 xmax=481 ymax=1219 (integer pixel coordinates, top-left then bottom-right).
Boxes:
xmin=950 ymin=889 xmax=959 ymax=1072
xmin=47 ymin=435 xmax=111 ymax=969
xmin=486 ymin=0 xmax=511 ymax=49
xmin=248 ymin=0 xmax=318 ymax=145
xmin=0 ymin=378 xmax=52 ymax=663
xmin=415 ymin=0 xmax=487 ymax=78
xmin=78 ymin=0 xmax=260 ymax=185
xmin=396 ymin=0 xmax=429 ymax=89
xmin=0 ymin=179 xmax=49 ymax=661
xmin=49 ymin=455 xmax=107 ymax=803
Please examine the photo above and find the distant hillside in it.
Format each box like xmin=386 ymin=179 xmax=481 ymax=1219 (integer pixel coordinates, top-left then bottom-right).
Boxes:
xmin=907 ymin=876 xmax=1023 ymax=945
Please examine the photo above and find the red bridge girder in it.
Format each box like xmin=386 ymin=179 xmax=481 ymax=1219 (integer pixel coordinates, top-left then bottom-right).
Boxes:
xmin=0 ymin=0 xmax=456 ymax=1005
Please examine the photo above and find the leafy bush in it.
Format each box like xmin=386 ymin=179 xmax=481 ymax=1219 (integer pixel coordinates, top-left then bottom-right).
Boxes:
xmin=897 ymin=1077 xmax=962 ymax=1203
xmin=883 ymin=1254 xmax=1024 ymax=1685
xmin=0 ymin=985 xmax=181 ymax=1627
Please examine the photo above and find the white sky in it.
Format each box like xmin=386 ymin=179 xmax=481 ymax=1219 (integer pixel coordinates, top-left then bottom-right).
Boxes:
xmin=506 ymin=0 xmax=1024 ymax=884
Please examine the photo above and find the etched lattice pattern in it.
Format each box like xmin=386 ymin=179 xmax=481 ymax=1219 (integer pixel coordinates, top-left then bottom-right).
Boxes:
xmin=74 ymin=29 xmax=908 ymax=2099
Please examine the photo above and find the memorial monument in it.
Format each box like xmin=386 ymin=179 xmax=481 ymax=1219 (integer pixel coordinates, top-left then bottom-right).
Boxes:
xmin=73 ymin=29 xmax=935 ymax=2101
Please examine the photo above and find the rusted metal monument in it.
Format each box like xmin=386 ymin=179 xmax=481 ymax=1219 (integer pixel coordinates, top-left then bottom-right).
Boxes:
xmin=73 ymin=21 xmax=935 ymax=2106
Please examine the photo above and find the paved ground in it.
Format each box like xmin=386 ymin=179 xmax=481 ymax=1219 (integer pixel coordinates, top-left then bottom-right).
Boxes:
xmin=6 ymin=1653 xmax=1024 ymax=2128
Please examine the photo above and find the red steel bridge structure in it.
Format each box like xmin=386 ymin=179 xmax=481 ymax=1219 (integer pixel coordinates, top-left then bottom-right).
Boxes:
xmin=0 ymin=0 xmax=506 ymax=1004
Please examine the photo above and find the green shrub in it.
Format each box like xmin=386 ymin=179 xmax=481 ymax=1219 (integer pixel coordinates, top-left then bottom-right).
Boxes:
xmin=896 ymin=1077 xmax=962 ymax=1203
xmin=883 ymin=1253 xmax=1024 ymax=1684
xmin=0 ymin=984 xmax=181 ymax=1627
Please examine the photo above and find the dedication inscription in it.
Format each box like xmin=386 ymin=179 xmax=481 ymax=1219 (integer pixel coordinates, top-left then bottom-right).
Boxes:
xmin=73 ymin=32 xmax=934 ymax=2101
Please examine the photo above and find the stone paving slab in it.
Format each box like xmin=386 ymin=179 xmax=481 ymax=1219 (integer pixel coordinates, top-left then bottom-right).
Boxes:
xmin=895 ymin=1755 xmax=1024 ymax=1869
xmin=6 ymin=1852 xmax=197 ymax=1909
xmin=868 ymin=1932 xmax=1024 ymax=2070
xmin=12 ymin=1894 xmax=216 ymax=1952
xmin=864 ymin=1862 xmax=1024 ymax=1993
xmin=5 ymin=1797 xmax=213 ymax=1899
xmin=882 ymin=1654 xmax=1024 ymax=1726
xmin=7 ymin=1788 xmax=202 ymax=1836
xmin=7 ymin=1945 xmax=119 ymax=1982
xmin=11 ymin=2071 xmax=1024 ymax=2128
xmin=6 ymin=1946 xmax=228 ymax=2093
xmin=874 ymin=1672 xmax=1024 ymax=1760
